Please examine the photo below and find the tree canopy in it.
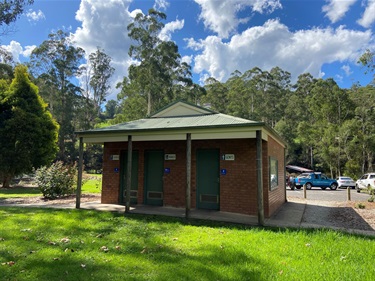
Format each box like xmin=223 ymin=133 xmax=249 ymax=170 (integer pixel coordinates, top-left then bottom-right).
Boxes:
xmin=0 ymin=65 xmax=58 ymax=187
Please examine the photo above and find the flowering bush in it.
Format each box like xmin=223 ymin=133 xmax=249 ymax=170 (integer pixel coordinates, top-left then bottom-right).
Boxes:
xmin=36 ymin=162 xmax=77 ymax=199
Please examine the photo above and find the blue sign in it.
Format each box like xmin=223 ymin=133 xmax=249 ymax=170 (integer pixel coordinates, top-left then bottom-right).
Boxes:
xmin=114 ymin=167 xmax=119 ymax=173
xmin=220 ymin=169 xmax=227 ymax=175
xmin=164 ymin=168 xmax=170 ymax=174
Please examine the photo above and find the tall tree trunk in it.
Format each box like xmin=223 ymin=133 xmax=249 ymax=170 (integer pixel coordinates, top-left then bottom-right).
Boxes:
xmin=147 ymin=91 xmax=152 ymax=116
xmin=2 ymin=174 xmax=12 ymax=188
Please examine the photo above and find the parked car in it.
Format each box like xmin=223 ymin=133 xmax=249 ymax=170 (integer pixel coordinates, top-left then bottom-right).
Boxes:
xmin=293 ymin=172 xmax=338 ymax=190
xmin=336 ymin=176 xmax=356 ymax=189
xmin=355 ymin=173 xmax=375 ymax=193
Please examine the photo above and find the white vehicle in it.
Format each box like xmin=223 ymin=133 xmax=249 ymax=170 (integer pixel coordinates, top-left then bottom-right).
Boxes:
xmin=336 ymin=176 xmax=356 ymax=189
xmin=355 ymin=173 xmax=375 ymax=193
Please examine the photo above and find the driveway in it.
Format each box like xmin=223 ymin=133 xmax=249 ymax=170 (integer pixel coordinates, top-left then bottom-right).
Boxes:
xmin=287 ymin=187 xmax=371 ymax=201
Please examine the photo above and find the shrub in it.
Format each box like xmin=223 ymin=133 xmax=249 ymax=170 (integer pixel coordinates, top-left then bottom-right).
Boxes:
xmin=368 ymin=187 xmax=375 ymax=202
xmin=35 ymin=162 xmax=77 ymax=199
xmin=355 ymin=203 xmax=366 ymax=209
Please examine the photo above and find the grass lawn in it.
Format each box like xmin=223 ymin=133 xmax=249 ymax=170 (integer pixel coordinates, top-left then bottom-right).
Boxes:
xmin=1 ymin=207 xmax=374 ymax=281
xmin=0 ymin=174 xmax=102 ymax=198
xmin=81 ymin=174 xmax=102 ymax=194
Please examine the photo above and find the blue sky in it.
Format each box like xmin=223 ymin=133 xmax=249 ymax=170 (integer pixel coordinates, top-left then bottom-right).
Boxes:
xmin=1 ymin=0 xmax=375 ymax=100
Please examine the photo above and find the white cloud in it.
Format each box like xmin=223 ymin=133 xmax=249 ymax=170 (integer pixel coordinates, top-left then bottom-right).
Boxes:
xmin=182 ymin=55 xmax=193 ymax=65
xmin=322 ymin=0 xmax=357 ymax=23
xmin=73 ymin=0 xmax=136 ymax=100
xmin=154 ymin=0 xmax=170 ymax=11
xmin=26 ymin=9 xmax=46 ymax=22
xmin=335 ymin=74 xmax=343 ymax=82
xmin=159 ymin=19 xmax=184 ymax=41
xmin=341 ymin=64 xmax=353 ymax=76
xmin=188 ymin=19 xmax=372 ymax=83
xmin=194 ymin=0 xmax=282 ymax=38
xmin=1 ymin=41 xmax=36 ymax=62
xmin=130 ymin=9 xmax=143 ymax=18
xmin=357 ymin=0 xmax=375 ymax=28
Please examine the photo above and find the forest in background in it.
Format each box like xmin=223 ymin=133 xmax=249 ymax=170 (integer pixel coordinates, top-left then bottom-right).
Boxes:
xmin=1 ymin=5 xmax=375 ymax=180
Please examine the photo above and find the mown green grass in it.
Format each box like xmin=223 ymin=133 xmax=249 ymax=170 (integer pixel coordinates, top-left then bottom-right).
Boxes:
xmin=0 ymin=174 xmax=102 ymax=198
xmin=1 ymin=207 xmax=374 ymax=281
xmin=81 ymin=174 xmax=102 ymax=194
xmin=0 ymin=187 xmax=41 ymax=198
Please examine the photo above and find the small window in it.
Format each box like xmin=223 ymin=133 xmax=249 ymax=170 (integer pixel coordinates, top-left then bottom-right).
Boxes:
xmin=269 ymin=157 xmax=278 ymax=190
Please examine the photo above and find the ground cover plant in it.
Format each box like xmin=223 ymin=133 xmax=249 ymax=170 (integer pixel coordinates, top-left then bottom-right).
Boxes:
xmin=1 ymin=207 xmax=374 ymax=281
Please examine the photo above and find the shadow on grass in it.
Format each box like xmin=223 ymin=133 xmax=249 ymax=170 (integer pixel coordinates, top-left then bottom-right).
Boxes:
xmin=2 ymin=206 xmax=375 ymax=280
xmin=0 ymin=186 xmax=41 ymax=198
xmin=0 ymin=207 xmax=267 ymax=280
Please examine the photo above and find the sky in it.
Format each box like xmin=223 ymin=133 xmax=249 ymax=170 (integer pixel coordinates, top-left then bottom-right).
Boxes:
xmin=1 ymin=0 xmax=375 ymax=101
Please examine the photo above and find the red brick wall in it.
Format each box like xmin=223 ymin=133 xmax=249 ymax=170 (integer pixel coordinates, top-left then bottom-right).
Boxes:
xmin=101 ymin=137 xmax=284 ymax=217
xmin=264 ymin=136 xmax=286 ymax=217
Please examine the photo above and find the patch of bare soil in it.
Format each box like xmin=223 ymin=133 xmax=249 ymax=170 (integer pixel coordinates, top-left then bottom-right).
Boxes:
xmin=297 ymin=198 xmax=375 ymax=231
xmin=0 ymin=194 xmax=101 ymax=205
xmin=336 ymin=201 xmax=375 ymax=231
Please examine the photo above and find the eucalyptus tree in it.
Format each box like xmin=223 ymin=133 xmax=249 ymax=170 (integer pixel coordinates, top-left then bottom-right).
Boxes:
xmin=283 ymin=73 xmax=316 ymax=167
xmin=0 ymin=0 xmax=34 ymax=35
xmin=241 ymin=67 xmax=264 ymax=121
xmin=0 ymin=65 xmax=58 ymax=188
xmin=349 ymin=85 xmax=375 ymax=174
xmin=115 ymin=76 xmax=147 ymax=122
xmin=104 ymin=99 xmax=118 ymax=119
xmin=264 ymin=67 xmax=292 ymax=127
xmin=173 ymin=62 xmax=205 ymax=105
xmin=29 ymin=30 xmax=85 ymax=161
xmin=125 ymin=8 xmax=192 ymax=116
xmin=226 ymin=70 xmax=249 ymax=118
xmin=306 ymin=78 xmax=353 ymax=176
xmin=203 ymin=77 xmax=229 ymax=114
xmin=79 ymin=47 xmax=114 ymax=129
xmin=358 ymin=49 xmax=375 ymax=82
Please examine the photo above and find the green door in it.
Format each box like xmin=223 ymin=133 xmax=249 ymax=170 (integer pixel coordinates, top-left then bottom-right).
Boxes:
xmin=144 ymin=150 xmax=164 ymax=206
xmin=196 ymin=149 xmax=220 ymax=210
xmin=120 ymin=151 xmax=139 ymax=204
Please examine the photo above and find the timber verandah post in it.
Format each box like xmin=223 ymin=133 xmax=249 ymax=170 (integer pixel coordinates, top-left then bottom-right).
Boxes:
xmin=125 ymin=135 xmax=133 ymax=213
xmin=256 ymin=130 xmax=265 ymax=226
xmin=186 ymin=133 xmax=192 ymax=219
xmin=76 ymin=137 xmax=84 ymax=209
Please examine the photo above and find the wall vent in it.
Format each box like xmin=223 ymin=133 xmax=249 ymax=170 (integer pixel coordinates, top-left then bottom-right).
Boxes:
xmin=148 ymin=191 xmax=163 ymax=199
xmin=200 ymin=194 xmax=219 ymax=203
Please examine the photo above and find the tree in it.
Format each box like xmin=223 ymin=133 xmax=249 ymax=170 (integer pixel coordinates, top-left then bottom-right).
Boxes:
xmin=104 ymin=99 xmax=118 ymax=119
xmin=358 ymin=49 xmax=375 ymax=82
xmin=125 ymin=8 xmax=192 ymax=116
xmin=0 ymin=0 xmax=34 ymax=35
xmin=0 ymin=65 xmax=58 ymax=188
xmin=79 ymin=47 xmax=114 ymax=124
xmin=348 ymin=85 xmax=375 ymax=174
xmin=29 ymin=30 xmax=85 ymax=161
xmin=203 ymin=77 xmax=229 ymax=114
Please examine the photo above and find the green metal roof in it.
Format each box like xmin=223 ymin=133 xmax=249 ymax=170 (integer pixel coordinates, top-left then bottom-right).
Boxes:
xmin=76 ymin=101 xmax=286 ymax=147
xmin=78 ymin=113 xmax=262 ymax=135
